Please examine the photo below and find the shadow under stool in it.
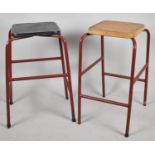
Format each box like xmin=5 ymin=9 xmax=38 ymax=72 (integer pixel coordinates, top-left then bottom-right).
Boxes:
xmin=78 ymin=20 xmax=150 ymax=137
xmin=5 ymin=22 xmax=76 ymax=128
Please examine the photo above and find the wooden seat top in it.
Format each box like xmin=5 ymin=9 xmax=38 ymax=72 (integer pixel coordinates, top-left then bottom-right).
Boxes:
xmin=88 ymin=20 xmax=145 ymax=39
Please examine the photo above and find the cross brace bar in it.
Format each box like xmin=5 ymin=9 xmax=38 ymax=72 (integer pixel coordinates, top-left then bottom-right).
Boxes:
xmin=81 ymin=94 xmax=128 ymax=107
xmin=10 ymin=73 xmax=68 ymax=81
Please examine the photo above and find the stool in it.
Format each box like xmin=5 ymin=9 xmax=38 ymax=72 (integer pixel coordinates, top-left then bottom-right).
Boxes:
xmin=78 ymin=20 xmax=150 ymax=137
xmin=5 ymin=22 xmax=76 ymax=128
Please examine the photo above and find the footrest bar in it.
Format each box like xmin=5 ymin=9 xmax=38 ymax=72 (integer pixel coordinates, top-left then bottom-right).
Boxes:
xmin=81 ymin=94 xmax=128 ymax=107
xmin=12 ymin=57 xmax=62 ymax=63
xmin=104 ymin=72 xmax=145 ymax=82
xmin=11 ymin=73 xmax=67 ymax=81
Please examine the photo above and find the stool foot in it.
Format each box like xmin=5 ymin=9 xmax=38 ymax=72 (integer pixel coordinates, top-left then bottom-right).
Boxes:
xmin=78 ymin=121 xmax=81 ymax=125
xmin=125 ymin=133 xmax=129 ymax=137
xmin=72 ymin=118 xmax=76 ymax=122
xmin=7 ymin=123 xmax=11 ymax=129
xmin=10 ymin=102 xmax=13 ymax=105
xmin=143 ymin=102 xmax=146 ymax=106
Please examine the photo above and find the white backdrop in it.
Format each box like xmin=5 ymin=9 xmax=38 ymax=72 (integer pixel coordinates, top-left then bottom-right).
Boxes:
xmin=0 ymin=13 xmax=155 ymax=140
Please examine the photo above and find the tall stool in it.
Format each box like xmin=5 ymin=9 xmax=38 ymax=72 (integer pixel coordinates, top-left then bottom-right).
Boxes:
xmin=78 ymin=20 xmax=150 ymax=137
xmin=6 ymin=22 xmax=76 ymax=128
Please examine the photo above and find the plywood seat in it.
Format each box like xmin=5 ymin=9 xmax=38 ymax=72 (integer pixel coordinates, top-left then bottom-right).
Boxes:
xmin=88 ymin=20 xmax=145 ymax=39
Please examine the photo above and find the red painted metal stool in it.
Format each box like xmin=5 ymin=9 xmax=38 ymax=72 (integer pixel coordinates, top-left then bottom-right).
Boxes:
xmin=6 ymin=22 xmax=76 ymax=128
xmin=78 ymin=20 xmax=150 ymax=137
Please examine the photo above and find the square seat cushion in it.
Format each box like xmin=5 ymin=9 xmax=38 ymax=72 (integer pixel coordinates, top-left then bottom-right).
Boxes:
xmin=11 ymin=22 xmax=61 ymax=38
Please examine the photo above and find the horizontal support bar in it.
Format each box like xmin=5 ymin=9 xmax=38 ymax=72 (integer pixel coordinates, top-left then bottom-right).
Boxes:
xmin=81 ymin=94 xmax=128 ymax=108
xmin=81 ymin=61 xmax=145 ymax=83
xmin=11 ymin=73 xmax=67 ymax=81
xmin=104 ymin=72 xmax=145 ymax=82
xmin=133 ymin=64 xmax=148 ymax=84
xmin=12 ymin=57 xmax=62 ymax=63
xmin=82 ymin=57 xmax=102 ymax=75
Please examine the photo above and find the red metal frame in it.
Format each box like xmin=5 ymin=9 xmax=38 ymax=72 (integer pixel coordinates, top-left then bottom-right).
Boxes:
xmin=78 ymin=29 xmax=150 ymax=137
xmin=6 ymin=33 xmax=76 ymax=128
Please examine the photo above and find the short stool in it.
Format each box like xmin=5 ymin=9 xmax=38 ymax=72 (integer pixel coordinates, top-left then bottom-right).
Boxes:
xmin=78 ymin=20 xmax=150 ymax=137
xmin=5 ymin=22 xmax=76 ymax=128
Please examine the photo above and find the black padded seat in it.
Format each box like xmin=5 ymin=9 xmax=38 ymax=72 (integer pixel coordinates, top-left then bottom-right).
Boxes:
xmin=11 ymin=22 xmax=61 ymax=38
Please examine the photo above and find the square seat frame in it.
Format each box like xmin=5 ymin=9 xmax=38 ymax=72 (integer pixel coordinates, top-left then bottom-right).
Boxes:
xmin=6 ymin=30 xmax=76 ymax=128
xmin=78 ymin=28 xmax=150 ymax=137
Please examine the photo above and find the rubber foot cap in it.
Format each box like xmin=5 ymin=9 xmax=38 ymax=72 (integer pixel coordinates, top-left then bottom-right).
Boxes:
xmin=125 ymin=133 xmax=129 ymax=137
xmin=10 ymin=102 xmax=13 ymax=105
xmin=72 ymin=118 xmax=76 ymax=122
xmin=143 ymin=101 xmax=146 ymax=106
xmin=7 ymin=124 xmax=11 ymax=128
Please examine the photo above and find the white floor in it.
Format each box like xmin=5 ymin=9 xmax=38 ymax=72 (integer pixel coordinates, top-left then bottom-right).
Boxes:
xmin=0 ymin=70 xmax=155 ymax=140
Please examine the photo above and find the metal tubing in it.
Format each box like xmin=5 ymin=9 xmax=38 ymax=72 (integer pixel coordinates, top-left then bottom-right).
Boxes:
xmin=125 ymin=38 xmax=137 ymax=137
xmin=9 ymin=31 xmax=13 ymax=105
xmin=104 ymin=72 xmax=145 ymax=82
xmin=143 ymin=29 xmax=150 ymax=106
xmin=78 ymin=30 xmax=150 ymax=137
xmin=6 ymin=42 xmax=11 ymax=128
xmin=82 ymin=57 xmax=102 ymax=75
xmin=133 ymin=64 xmax=148 ymax=84
xmin=59 ymin=38 xmax=69 ymax=99
xmin=101 ymin=36 xmax=106 ymax=97
xmin=11 ymin=74 xmax=67 ymax=81
xmin=12 ymin=57 xmax=61 ymax=63
xmin=81 ymin=94 xmax=128 ymax=107
xmin=64 ymin=78 xmax=70 ymax=90
xmin=6 ymin=33 xmax=76 ymax=127
xmin=60 ymin=36 xmax=76 ymax=122
xmin=78 ymin=33 xmax=90 ymax=124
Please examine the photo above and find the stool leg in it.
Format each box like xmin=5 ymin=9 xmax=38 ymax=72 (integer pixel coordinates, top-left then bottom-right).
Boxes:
xmin=59 ymin=38 xmax=69 ymax=99
xmin=143 ymin=29 xmax=150 ymax=106
xmin=9 ymin=31 xmax=13 ymax=105
xmin=61 ymin=37 xmax=76 ymax=122
xmin=101 ymin=36 xmax=106 ymax=97
xmin=125 ymin=38 xmax=137 ymax=137
xmin=6 ymin=42 xmax=11 ymax=128
xmin=78 ymin=34 xmax=88 ymax=124
xmin=78 ymin=37 xmax=83 ymax=124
